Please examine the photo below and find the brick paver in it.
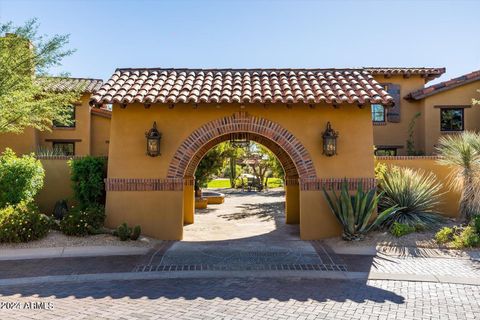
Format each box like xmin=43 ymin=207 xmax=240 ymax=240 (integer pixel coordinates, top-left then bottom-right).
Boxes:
xmin=0 ymin=278 xmax=479 ymax=319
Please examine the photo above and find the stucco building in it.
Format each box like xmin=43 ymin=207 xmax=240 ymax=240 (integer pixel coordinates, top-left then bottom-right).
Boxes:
xmin=371 ymin=68 xmax=480 ymax=156
xmin=0 ymin=77 xmax=111 ymax=156
xmin=2 ymin=67 xmax=480 ymax=239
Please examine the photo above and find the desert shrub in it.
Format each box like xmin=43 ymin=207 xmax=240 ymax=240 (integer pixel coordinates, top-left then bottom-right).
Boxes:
xmin=131 ymin=225 xmax=141 ymax=240
xmin=435 ymin=227 xmax=454 ymax=244
xmin=53 ymin=199 xmax=68 ymax=220
xmin=0 ymin=148 xmax=44 ymax=207
xmin=69 ymin=156 xmax=106 ymax=208
xmin=390 ymin=222 xmax=415 ymax=237
xmin=83 ymin=203 xmax=106 ymax=230
xmin=60 ymin=204 xmax=105 ymax=236
xmin=113 ymin=223 xmax=141 ymax=241
xmin=472 ymin=215 xmax=480 ymax=234
xmin=0 ymin=202 xmax=50 ymax=242
xmin=374 ymin=162 xmax=388 ymax=181
xmin=378 ymin=166 xmax=444 ymax=230
xmin=452 ymin=226 xmax=480 ymax=248
xmin=323 ymin=181 xmax=398 ymax=241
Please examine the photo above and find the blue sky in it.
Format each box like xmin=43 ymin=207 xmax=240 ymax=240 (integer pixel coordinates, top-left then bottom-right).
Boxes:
xmin=1 ymin=0 xmax=479 ymax=84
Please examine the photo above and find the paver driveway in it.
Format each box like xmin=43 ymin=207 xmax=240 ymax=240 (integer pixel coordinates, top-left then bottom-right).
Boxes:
xmin=183 ymin=188 xmax=295 ymax=241
xmin=1 ymin=277 xmax=479 ymax=320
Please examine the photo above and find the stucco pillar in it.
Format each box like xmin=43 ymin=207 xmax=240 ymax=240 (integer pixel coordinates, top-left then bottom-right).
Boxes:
xmin=299 ymin=190 xmax=341 ymax=240
xmin=183 ymin=177 xmax=195 ymax=224
xmin=285 ymin=178 xmax=300 ymax=224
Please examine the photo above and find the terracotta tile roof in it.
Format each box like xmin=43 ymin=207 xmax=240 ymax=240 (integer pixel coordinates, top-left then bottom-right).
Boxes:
xmin=90 ymin=68 xmax=395 ymax=107
xmin=406 ymin=69 xmax=480 ymax=100
xmin=90 ymin=107 xmax=112 ymax=119
xmin=365 ymin=67 xmax=445 ymax=82
xmin=38 ymin=77 xmax=103 ymax=93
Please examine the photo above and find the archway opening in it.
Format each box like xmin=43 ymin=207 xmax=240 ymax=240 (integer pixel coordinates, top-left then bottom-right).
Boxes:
xmin=181 ymin=132 xmax=301 ymax=241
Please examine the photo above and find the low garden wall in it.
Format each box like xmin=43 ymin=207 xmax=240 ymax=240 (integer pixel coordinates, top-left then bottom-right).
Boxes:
xmin=35 ymin=157 xmax=74 ymax=214
xmin=35 ymin=156 xmax=107 ymax=214
xmin=376 ymin=156 xmax=460 ymax=218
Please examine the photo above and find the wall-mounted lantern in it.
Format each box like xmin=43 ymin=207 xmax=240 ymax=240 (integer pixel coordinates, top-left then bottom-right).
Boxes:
xmin=322 ymin=122 xmax=338 ymax=157
xmin=145 ymin=121 xmax=162 ymax=157
xmin=230 ymin=132 xmax=250 ymax=149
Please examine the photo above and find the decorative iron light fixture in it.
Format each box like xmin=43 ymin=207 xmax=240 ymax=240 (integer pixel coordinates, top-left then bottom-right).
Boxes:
xmin=322 ymin=122 xmax=338 ymax=157
xmin=145 ymin=121 xmax=162 ymax=157
xmin=230 ymin=132 xmax=250 ymax=149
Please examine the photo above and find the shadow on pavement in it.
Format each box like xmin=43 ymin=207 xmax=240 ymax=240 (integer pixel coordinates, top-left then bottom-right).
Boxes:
xmin=0 ymin=277 xmax=405 ymax=304
xmin=219 ymin=201 xmax=284 ymax=222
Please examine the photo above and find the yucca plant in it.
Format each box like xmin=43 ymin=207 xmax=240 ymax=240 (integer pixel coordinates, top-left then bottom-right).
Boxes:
xmin=436 ymin=131 xmax=480 ymax=222
xmin=378 ymin=166 xmax=444 ymax=229
xmin=323 ymin=182 xmax=398 ymax=241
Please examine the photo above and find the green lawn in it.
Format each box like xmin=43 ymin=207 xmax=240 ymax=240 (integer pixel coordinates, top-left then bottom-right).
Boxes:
xmin=207 ymin=179 xmax=231 ymax=188
xmin=207 ymin=178 xmax=284 ymax=189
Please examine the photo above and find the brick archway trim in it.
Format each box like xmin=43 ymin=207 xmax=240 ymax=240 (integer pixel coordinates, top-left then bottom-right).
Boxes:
xmin=167 ymin=112 xmax=317 ymax=180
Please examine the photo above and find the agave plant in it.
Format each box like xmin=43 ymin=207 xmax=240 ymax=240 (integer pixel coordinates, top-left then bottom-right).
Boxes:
xmin=323 ymin=181 xmax=398 ymax=241
xmin=436 ymin=131 xmax=480 ymax=222
xmin=378 ymin=165 xmax=444 ymax=229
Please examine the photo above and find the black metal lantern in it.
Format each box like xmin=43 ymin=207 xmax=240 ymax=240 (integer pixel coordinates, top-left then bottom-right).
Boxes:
xmin=145 ymin=121 xmax=162 ymax=157
xmin=230 ymin=132 xmax=250 ymax=149
xmin=322 ymin=122 xmax=338 ymax=157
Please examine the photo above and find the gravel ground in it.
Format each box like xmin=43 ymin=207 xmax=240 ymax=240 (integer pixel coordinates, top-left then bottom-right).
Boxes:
xmin=325 ymin=220 xmax=480 ymax=258
xmin=0 ymin=230 xmax=159 ymax=249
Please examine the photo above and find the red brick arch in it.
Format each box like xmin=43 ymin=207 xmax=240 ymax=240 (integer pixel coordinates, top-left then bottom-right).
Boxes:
xmin=167 ymin=112 xmax=317 ymax=180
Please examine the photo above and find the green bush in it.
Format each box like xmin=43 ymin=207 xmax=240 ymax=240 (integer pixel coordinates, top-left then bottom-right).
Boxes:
xmin=131 ymin=225 xmax=141 ymax=240
xmin=60 ymin=204 xmax=105 ymax=236
xmin=0 ymin=148 xmax=45 ymax=207
xmin=323 ymin=181 xmax=399 ymax=241
xmin=452 ymin=226 xmax=480 ymax=248
xmin=390 ymin=222 xmax=416 ymax=237
xmin=435 ymin=227 xmax=454 ymax=244
xmin=472 ymin=215 xmax=480 ymax=234
xmin=0 ymin=202 xmax=50 ymax=242
xmin=115 ymin=223 xmax=131 ymax=241
xmin=69 ymin=156 xmax=106 ymax=208
xmin=114 ymin=223 xmax=142 ymax=241
xmin=378 ymin=166 xmax=444 ymax=230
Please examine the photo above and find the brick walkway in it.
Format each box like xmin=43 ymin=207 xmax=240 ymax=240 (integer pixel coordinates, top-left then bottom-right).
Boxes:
xmin=0 ymin=278 xmax=479 ymax=319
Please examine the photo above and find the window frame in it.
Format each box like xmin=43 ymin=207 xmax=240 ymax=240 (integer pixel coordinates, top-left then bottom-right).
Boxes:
xmin=440 ymin=107 xmax=464 ymax=132
xmin=52 ymin=142 xmax=75 ymax=156
xmin=53 ymin=105 xmax=76 ymax=128
xmin=374 ymin=147 xmax=397 ymax=156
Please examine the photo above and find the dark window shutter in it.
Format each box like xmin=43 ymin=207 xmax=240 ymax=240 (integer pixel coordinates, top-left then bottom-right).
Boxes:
xmin=386 ymin=83 xmax=401 ymax=123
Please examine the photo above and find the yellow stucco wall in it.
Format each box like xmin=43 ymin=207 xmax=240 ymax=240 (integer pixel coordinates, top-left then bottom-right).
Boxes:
xmin=372 ymin=75 xmax=426 ymax=155
xmin=38 ymin=94 xmax=92 ymax=155
xmin=0 ymin=94 xmax=112 ymax=157
xmin=106 ymin=191 xmax=184 ymax=240
xmin=0 ymin=127 xmax=38 ymax=155
xmin=422 ymin=81 xmax=480 ymax=155
xmin=107 ymin=103 xmax=375 ymax=179
xmin=376 ymin=157 xmax=460 ymax=218
xmin=90 ymin=113 xmax=111 ymax=156
xmin=35 ymin=159 xmax=74 ymax=214
xmin=106 ymin=102 xmax=376 ymax=240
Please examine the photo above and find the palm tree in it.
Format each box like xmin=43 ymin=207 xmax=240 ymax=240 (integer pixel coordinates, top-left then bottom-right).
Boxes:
xmin=436 ymin=131 xmax=480 ymax=222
